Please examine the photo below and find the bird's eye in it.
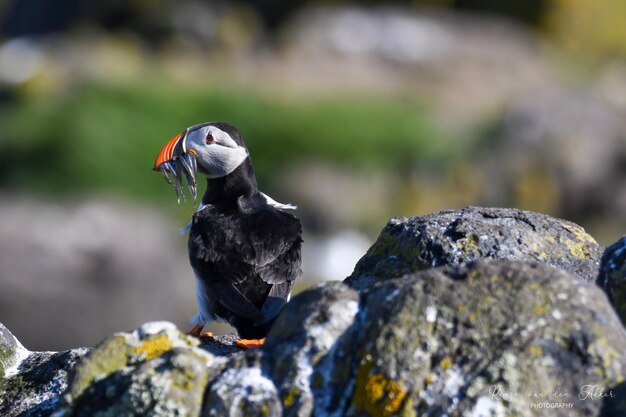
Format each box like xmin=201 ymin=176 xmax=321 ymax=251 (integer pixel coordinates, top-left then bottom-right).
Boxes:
xmin=205 ymin=133 xmax=216 ymax=144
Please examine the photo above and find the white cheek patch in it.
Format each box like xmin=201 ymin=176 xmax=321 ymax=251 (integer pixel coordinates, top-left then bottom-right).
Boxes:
xmin=199 ymin=145 xmax=248 ymax=178
xmin=185 ymin=126 xmax=248 ymax=178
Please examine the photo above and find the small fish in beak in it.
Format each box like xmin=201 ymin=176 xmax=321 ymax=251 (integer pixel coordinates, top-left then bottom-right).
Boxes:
xmin=179 ymin=153 xmax=198 ymax=200
xmin=154 ymin=131 xmax=198 ymax=203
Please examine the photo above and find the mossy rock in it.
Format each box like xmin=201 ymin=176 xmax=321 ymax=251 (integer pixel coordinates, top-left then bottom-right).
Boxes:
xmin=346 ymin=206 xmax=603 ymax=291
xmin=1 ymin=322 xmax=21 ymax=375
xmin=66 ymin=321 xmax=200 ymax=403
xmin=341 ymin=260 xmax=626 ymax=417
xmin=3 ymin=212 xmax=624 ymax=417
xmin=263 ymin=282 xmax=360 ymax=417
xmin=0 ymin=322 xmax=25 ymax=397
xmin=0 ymin=346 xmax=11 ymax=393
xmin=0 ymin=348 xmax=88 ymax=417
xmin=203 ymin=367 xmax=282 ymax=417
xmin=70 ymin=348 xmax=215 ymax=417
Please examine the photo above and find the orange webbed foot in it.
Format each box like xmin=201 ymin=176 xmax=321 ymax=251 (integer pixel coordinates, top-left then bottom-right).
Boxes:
xmin=235 ymin=338 xmax=266 ymax=349
xmin=200 ymin=331 xmax=213 ymax=340
xmin=186 ymin=323 xmax=204 ymax=338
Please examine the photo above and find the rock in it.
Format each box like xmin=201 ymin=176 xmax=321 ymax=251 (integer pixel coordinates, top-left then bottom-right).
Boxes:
xmin=68 ymin=347 xmax=216 ymax=417
xmin=4 ymin=259 xmax=626 ymax=416
xmin=201 ymin=333 xmax=243 ymax=357
xmin=599 ymin=236 xmax=626 ymax=324
xmin=61 ymin=321 xmax=220 ymax=417
xmin=341 ymin=261 xmax=626 ymax=417
xmin=345 ymin=206 xmax=602 ymax=291
xmin=1 ymin=349 xmax=89 ymax=417
xmin=202 ymin=282 xmax=360 ymax=417
xmin=3 ymin=211 xmax=625 ymax=417
xmin=0 ymin=322 xmax=26 ymax=385
xmin=203 ymin=367 xmax=282 ymax=417
xmin=262 ymin=283 xmax=360 ymax=417
xmin=0 ymin=322 xmax=88 ymax=417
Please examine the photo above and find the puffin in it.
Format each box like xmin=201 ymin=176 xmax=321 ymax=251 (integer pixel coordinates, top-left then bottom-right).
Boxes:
xmin=153 ymin=122 xmax=302 ymax=348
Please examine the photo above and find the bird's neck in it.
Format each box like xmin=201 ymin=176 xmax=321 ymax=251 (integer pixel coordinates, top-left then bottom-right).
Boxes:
xmin=201 ymin=157 xmax=258 ymax=204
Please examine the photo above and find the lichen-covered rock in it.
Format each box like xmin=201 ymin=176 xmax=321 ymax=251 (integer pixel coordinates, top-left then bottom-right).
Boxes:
xmin=599 ymin=236 xmax=626 ymax=325
xmin=0 ymin=322 xmax=88 ymax=417
xmin=1 ymin=322 xmax=25 ymax=394
xmin=346 ymin=206 xmax=603 ymax=290
xmin=203 ymin=367 xmax=282 ymax=417
xmin=263 ymin=283 xmax=359 ymax=417
xmin=340 ymin=260 xmax=626 ymax=417
xmin=69 ymin=348 xmax=215 ymax=417
xmin=3 ymin=260 xmax=626 ymax=417
xmin=59 ymin=321 xmax=219 ymax=417
xmin=3 ymin=210 xmax=624 ymax=417
xmin=201 ymin=282 xmax=360 ymax=417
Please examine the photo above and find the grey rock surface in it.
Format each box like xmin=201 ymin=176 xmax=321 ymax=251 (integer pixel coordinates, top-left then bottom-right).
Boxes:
xmin=342 ymin=261 xmax=626 ymax=417
xmin=261 ymin=283 xmax=359 ymax=417
xmin=7 ymin=260 xmax=619 ymax=417
xmin=345 ymin=206 xmax=602 ymax=291
xmin=0 ymin=322 xmax=24 ymax=380
xmin=0 ymin=322 xmax=89 ymax=417
xmin=69 ymin=347 xmax=215 ymax=417
xmin=2 ymin=209 xmax=625 ymax=417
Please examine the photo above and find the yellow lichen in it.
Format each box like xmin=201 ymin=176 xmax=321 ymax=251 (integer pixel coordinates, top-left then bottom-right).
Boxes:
xmin=545 ymin=236 xmax=556 ymax=244
xmin=565 ymin=239 xmax=592 ymax=260
xmin=172 ymin=374 xmax=194 ymax=392
xmin=594 ymin=337 xmax=608 ymax=347
xmin=478 ymin=296 xmax=493 ymax=310
xmin=353 ymin=359 xmax=409 ymax=417
xmin=563 ymin=223 xmax=597 ymax=244
xmin=440 ymin=357 xmax=453 ymax=370
xmin=588 ymin=341 xmax=622 ymax=374
xmin=490 ymin=274 xmax=503 ymax=283
xmin=70 ymin=335 xmax=134 ymax=399
xmin=367 ymin=375 xmax=387 ymax=401
xmin=458 ymin=234 xmax=480 ymax=255
xmin=425 ymin=373 xmax=435 ymax=386
xmin=539 ymin=251 xmax=549 ymax=260
xmin=134 ymin=334 xmax=174 ymax=360
xmin=532 ymin=305 xmax=547 ymax=315
xmin=283 ymin=388 xmax=300 ymax=408
xmin=530 ymin=345 xmax=543 ymax=357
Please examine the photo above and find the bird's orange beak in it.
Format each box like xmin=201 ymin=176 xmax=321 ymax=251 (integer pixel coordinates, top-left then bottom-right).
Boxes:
xmin=154 ymin=130 xmax=198 ymax=203
xmin=153 ymin=133 xmax=184 ymax=171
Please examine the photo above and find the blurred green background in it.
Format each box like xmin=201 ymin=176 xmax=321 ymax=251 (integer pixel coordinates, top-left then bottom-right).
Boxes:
xmin=0 ymin=0 xmax=625 ymax=350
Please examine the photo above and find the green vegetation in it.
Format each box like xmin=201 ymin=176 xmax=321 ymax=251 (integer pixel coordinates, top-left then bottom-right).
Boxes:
xmin=0 ymin=81 xmax=455 ymax=210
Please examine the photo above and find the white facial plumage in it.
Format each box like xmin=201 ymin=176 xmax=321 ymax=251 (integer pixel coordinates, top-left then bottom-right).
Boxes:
xmin=185 ymin=125 xmax=248 ymax=179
